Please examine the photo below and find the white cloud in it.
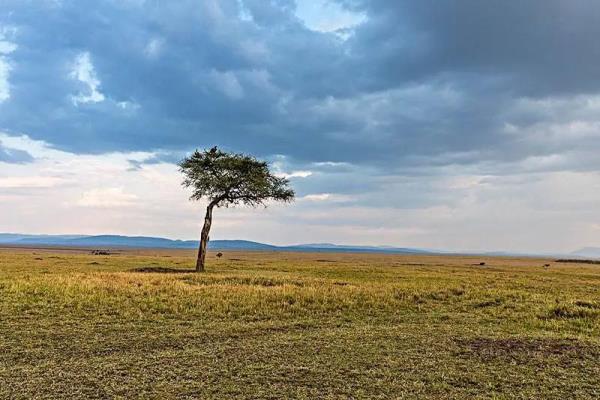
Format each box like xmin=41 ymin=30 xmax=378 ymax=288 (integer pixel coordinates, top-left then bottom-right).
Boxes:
xmin=276 ymin=170 xmax=313 ymax=179
xmin=314 ymin=161 xmax=349 ymax=167
xmin=0 ymin=32 xmax=17 ymax=103
xmin=0 ymin=132 xmax=196 ymax=238
xmin=295 ymin=0 xmax=366 ymax=35
xmin=76 ymin=187 xmax=138 ymax=208
xmin=70 ymin=52 xmax=105 ymax=105
xmin=302 ymin=193 xmax=331 ymax=201
xmin=0 ymin=59 xmax=13 ymax=101
xmin=270 ymin=156 xmax=314 ymax=179
xmin=117 ymin=100 xmax=141 ymax=111
xmin=300 ymin=193 xmax=353 ymax=202
xmin=237 ymin=0 xmax=253 ymax=22
xmin=0 ymin=41 xmax=17 ymax=54
xmin=0 ymin=176 xmax=67 ymax=188
xmin=445 ymin=176 xmax=488 ymax=190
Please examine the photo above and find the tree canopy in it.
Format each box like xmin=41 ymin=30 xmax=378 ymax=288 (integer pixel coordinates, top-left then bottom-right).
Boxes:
xmin=179 ymin=147 xmax=295 ymax=207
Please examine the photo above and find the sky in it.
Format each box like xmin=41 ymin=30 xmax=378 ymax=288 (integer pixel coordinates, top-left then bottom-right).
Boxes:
xmin=1 ymin=0 xmax=600 ymax=253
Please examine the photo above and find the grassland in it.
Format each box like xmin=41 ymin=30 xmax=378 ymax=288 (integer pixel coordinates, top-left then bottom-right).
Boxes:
xmin=0 ymin=247 xmax=599 ymax=399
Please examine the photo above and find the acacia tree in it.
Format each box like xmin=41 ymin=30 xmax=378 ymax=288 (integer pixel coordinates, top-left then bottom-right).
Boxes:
xmin=179 ymin=147 xmax=295 ymax=272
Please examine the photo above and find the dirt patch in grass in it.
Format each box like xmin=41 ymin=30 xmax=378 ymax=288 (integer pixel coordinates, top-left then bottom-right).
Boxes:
xmin=457 ymin=337 xmax=599 ymax=365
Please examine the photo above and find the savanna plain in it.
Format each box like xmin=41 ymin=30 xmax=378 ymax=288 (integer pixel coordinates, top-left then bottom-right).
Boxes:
xmin=0 ymin=247 xmax=599 ymax=399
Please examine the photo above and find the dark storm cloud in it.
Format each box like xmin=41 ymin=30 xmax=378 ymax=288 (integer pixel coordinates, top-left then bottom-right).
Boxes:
xmin=343 ymin=0 xmax=600 ymax=96
xmin=1 ymin=0 xmax=600 ymax=174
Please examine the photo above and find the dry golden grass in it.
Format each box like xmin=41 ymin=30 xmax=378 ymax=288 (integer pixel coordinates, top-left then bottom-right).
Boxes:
xmin=1 ymin=247 xmax=599 ymax=399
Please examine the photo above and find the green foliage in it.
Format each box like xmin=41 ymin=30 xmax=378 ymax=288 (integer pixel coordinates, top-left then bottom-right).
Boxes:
xmin=179 ymin=147 xmax=295 ymax=207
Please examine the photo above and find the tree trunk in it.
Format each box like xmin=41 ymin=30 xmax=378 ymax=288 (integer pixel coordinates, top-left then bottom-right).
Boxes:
xmin=196 ymin=203 xmax=215 ymax=272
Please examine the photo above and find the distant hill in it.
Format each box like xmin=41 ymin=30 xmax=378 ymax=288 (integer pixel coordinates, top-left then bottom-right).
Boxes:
xmin=0 ymin=233 xmax=430 ymax=254
xmin=571 ymin=247 xmax=600 ymax=259
xmin=0 ymin=234 xmax=276 ymax=250
xmin=2 ymin=233 xmax=589 ymax=257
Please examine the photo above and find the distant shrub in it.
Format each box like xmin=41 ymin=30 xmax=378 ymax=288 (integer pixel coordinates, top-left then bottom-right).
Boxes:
xmin=91 ymin=250 xmax=111 ymax=255
xmin=556 ymin=259 xmax=600 ymax=265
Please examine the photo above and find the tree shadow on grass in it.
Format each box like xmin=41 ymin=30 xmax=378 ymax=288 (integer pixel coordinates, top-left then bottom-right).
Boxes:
xmin=129 ymin=266 xmax=196 ymax=274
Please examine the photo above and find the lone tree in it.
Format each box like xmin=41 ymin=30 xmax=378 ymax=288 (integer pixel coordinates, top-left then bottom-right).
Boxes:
xmin=179 ymin=147 xmax=295 ymax=272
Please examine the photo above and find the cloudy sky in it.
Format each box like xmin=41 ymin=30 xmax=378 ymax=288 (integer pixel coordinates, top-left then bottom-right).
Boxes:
xmin=1 ymin=0 xmax=600 ymax=253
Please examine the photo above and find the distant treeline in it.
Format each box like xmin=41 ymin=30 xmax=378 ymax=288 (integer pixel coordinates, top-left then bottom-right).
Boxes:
xmin=556 ymin=259 xmax=600 ymax=265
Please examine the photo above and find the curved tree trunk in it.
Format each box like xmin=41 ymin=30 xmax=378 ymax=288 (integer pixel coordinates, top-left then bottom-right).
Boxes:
xmin=196 ymin=203 xmax=215 ymax=272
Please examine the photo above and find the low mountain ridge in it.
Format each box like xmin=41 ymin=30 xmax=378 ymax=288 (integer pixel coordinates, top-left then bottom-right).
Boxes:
xmin=0 ymin=233 xmax=427 ymax=254
xmin=571 ymin=247 xmax=600 ymax=259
